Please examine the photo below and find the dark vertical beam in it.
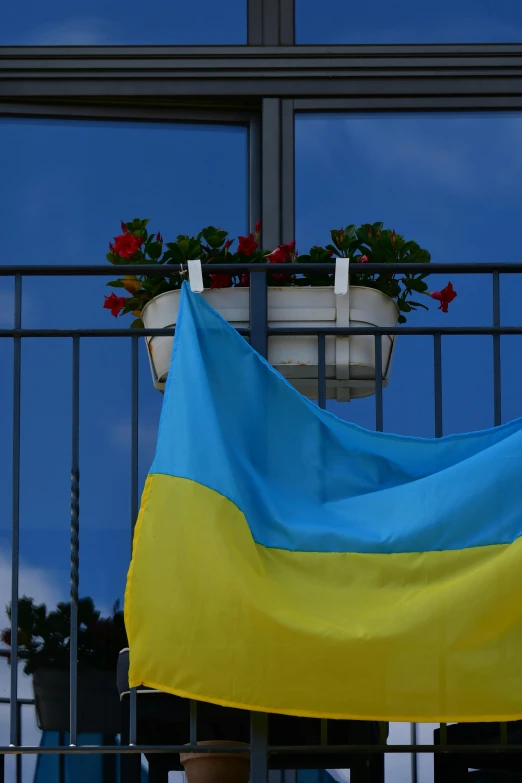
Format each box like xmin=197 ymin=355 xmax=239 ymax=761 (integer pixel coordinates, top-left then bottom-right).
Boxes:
xmin=249 ymin=115 xmax=262 ymax=233
xmin=374 ymin=335 xmax=384 ymax=432
xmin=15 ymin=702 xmax=21 ymax=783
xmin=130 ymin=335 xmax=139 ymax=551
xmin=492 ymin=271 xmax=502 ymax=426
xmin=69 ymin=336 xmax=80 ymax=747
xmin=262 ymin=0 xmax=281 ymax=45
xmin=190 ymin=700 xmax=198 ymax=745
xmin=262 ymin=98 xmax=281 ymax=248
xmin=279 ymin=0 xmax=295 ymax=45
xmin=410 ymin=722 xmax=418 ymax=783
xmin=433 ymin=334 xmax=443 ymax=437
xmin=247 ymin=0 xmax=264 ymax=44
xmin=281 ymin=99 xmax=295 ymax=242
xmin=10 ymin=275 xmax=22 ymax=749
xmin=251 ymin=712 xmax=269 ymax=783
xmin=318 ymin=335 xmax=326 ymax=409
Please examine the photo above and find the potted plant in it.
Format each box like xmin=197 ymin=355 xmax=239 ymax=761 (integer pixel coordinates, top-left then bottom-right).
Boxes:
xmin=103 ymin=219 xmax=457 ymax=401
xmin=1 ymin=596 xmax=126 ymax=734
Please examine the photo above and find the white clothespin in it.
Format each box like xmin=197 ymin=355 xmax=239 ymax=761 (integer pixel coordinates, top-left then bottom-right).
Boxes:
xmin=334 ymin=257 xmax=349 ymax=296
xmin=188 ymin=259 xmax=204 ymax=293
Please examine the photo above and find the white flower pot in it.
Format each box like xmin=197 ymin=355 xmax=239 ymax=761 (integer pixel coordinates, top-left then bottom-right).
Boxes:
xmin=141 ymin=286 xmax=399 ymax=402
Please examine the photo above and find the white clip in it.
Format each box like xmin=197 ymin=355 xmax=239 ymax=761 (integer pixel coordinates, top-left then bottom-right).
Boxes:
xmin=334 ymin=257 xmax=349 ymax=296
xmin=188 ymin=259 xmax=204 ymax=293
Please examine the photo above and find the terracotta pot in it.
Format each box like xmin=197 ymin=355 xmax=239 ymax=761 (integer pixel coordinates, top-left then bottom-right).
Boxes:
xmin=180 ymin=740 xmax=250 ymax=783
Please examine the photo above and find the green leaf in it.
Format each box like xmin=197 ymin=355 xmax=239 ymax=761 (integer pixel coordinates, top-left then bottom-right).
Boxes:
xmin=397 ymin=314 xmax=407 ymax=324
xmin=397 ymin=299 xmax=412 ymax=312
xmin=130 ymin=318 xmax=144 ymax=329
xmin=106 ymin=279 xmax=125 ymax=288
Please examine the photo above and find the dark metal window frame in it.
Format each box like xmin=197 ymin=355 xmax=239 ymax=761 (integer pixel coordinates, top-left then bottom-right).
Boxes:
xmin=2 ymin=1 xmax=522 ymax=781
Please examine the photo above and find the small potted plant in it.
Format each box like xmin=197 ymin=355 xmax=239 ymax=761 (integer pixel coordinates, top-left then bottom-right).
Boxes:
xmin=1 ymin=596 xmax=126 ymax=734
xmin=103 ymin=219 xmax=457 ymax=401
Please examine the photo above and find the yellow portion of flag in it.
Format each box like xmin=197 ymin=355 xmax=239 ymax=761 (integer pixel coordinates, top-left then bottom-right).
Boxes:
xmin=125 ymin=474 xmax=522 ymax=722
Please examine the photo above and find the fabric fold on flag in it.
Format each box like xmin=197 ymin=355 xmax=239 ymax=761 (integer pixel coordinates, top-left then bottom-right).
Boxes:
xmin=125 ymin=282 xmax=522 ymax=722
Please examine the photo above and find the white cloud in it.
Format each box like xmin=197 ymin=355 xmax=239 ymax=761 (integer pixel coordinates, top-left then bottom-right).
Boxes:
xmin=23 ymin=17 xmax=110 ymax=46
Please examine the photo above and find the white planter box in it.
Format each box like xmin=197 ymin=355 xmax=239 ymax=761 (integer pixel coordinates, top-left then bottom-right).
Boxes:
xmin=141 ymin=286 xmax=399 ymax=402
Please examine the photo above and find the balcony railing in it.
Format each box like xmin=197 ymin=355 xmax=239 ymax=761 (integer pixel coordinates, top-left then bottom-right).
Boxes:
xmin=1 ymin=262 xmax=522 ymax=783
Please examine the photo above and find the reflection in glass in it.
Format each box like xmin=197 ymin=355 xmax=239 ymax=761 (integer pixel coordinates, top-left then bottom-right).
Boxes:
xmin=297 ymin=0 xmax=522 ymax=43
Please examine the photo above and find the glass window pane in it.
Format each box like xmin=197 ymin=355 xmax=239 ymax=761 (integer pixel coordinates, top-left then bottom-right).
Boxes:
xmin=297 ymin=0 xmax=522 ymax=43
xmin=3 ymin=0 xmax=245 ymax=45
xmin=0 ymin=118 xmax=247 ymax=761
xmin=296 ymin=112 xmax=522 ymax=435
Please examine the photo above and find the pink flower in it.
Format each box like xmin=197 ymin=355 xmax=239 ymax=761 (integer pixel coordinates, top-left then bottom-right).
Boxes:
xmin=430 ymin=282 xmax=457 ymax=313
xmin=359 ymin=255 xmax=369 ymax=263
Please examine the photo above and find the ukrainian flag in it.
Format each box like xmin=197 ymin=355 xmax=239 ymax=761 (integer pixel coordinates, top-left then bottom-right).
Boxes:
xmin=125 ymin=282 xmax=522 ymax=722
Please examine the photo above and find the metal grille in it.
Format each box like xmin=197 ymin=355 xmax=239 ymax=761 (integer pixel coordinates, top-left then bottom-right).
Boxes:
xmin=1 ymin=262 xmax=522 ymax=782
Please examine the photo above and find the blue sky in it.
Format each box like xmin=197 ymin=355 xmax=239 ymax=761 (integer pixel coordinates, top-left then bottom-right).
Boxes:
xmin=2 ymin=1 xmax=245 ymax=45
xmin=297 ymin=0 xmax=522 ymax=43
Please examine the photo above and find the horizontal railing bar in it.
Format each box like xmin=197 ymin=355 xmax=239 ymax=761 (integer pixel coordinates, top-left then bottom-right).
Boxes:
xmin=0 ymin=326 xmax=521 ymax=338
xmin=0 ymin=744 xmax=521 ymax=755
xmin=1 ymin=262 xmax=522 ymax=276
xmin=0 ymin=698 xmax=34 ymax=705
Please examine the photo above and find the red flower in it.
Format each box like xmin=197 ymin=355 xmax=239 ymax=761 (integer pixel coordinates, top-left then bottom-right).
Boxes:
xmin=224 ymin=238 xmax=233 ymax=253
xmin=111 ymin=233 xmax=143 ymax=260
xmin=209 ymin=273 xmax=232 ymax=289
xmin=238 ymin=234 xmax=258 ymax=256
xmin=255 ymin=219 xmax=261 ymax=237
xmin=359 ymin=255 xmax=369 ymax=263
xmin=120 ymin=220 xmax=128 ymax=234
xmin=104 ymin=292 xmax=127 ymax=317
xmin=240 ymin=273 xmax=249 ymax=286
xmin=268 ymin=245 xmax=292 ymax=282
xmin=157 ymin=231 xmax=163 ymax=243
xmin=430 ymin=282 xmax=457 ymax=313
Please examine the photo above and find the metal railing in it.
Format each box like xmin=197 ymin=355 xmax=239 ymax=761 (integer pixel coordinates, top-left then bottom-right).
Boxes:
xmin=1 ymin=263 xmax=522 ymax=783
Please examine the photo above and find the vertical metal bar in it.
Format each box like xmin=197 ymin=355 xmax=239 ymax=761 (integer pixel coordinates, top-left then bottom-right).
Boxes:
xmin=249 ymin=115 xmax=262 ymax=234
xmin=131 ymin=335 xmax=139 ymax=551
xmin=251 ymin=712 xmax=269 ymax=783
xmin=262 ymin=0 xmax=280 ymax=45
xmin=318 ymin=335 xmax=326 ymax=409
xmin=250 ymin=272 xmax=268 ymax=358
xmin=279 ymin=0 xmax=295 ymax=44
xmin=492 ymin=271 xmax=502 ymax=426
xmin=15 ymin=701 xmax=21 ymax=783
xmin=281 ymin=99 xmax=295 ymax=242
xmin=58 ymin=732 xmax=65 ymax=783
xmin=10 ymin=274 xmax=22 ymax=748
xmin=262 ymin=98 xmax=282 ymax=249
xmin=374 ymin=335 xmax=384 ymax=432
xmin=440 ymin=723 xmax=447 ymax=745
xmin=129 ymin=687 xmax=137 ymax=746
xmin=247 ymin=0 xmax=263 ymax=44
xmin=320 ymin=718 xmax=327 ymax=744
xmin=69 ymin=336 xmax=80 ymax=746
xmin=410 ymin=722 xmax=418 ymax=783
xmin=433 ymin=333 xmax=443 ymax=437
xmin=0 ymin=753 xmax=4 ymax=783
xmin=189 ymin=700 xmax=198 ymax=745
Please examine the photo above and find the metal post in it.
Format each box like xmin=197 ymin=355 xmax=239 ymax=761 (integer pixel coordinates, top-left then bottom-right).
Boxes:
xmin=10 ymin=275 xmax=22 ymax=749
xmin=492 ymin=271 xmax=502 ymax=426
xmin=251 ymin=711 xmax=269 ymax=783
xmin=69 ymin=336 xmax=80 ymax=746
xmin=433 ymin=334 xmax=443 ymax=437
xmin=131 ymin=335 xmax=139 ymax=550
xmin=318 ymin=335 xmax=326 ymax=409
xmin=190 ymin=700 xmax=198 ymax=745
xmin=410 ymin=722 xmax=418 ymax=783
xmin=15 ymin=701 xmax=21 ymax=783
xmin=374 ymin=335 xmax=384 ymax=432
